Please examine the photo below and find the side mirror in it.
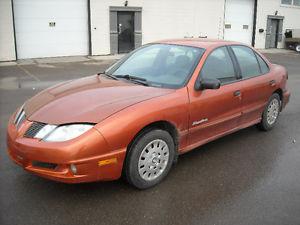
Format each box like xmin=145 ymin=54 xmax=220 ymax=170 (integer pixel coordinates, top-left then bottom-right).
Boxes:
xmin=195 ymin=78 xmax=221 ymax=91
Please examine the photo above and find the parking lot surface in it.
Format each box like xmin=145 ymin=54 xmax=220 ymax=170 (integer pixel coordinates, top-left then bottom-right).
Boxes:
xmin=0 ymin=52 xmax=299 ymax=225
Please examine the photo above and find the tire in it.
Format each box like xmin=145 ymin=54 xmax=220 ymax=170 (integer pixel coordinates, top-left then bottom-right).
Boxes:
xmin=257 ymin=93 xmax=281 ymax=131
xmin=296 ymin=44 xmax=300 ymax=53
xmin=125 ymin=129 xmax=175 ymax=189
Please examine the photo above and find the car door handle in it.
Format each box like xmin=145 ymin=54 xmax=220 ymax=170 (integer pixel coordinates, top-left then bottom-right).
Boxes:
xmin=269 ymin=80 xmax=276 ymax=87
xmin=233 ymin=90 xmax=241 ymax=97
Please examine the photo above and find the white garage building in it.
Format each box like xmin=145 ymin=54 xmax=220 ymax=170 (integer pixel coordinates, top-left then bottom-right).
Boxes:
xmin=0 ymin=0 xmax=300 ymax=61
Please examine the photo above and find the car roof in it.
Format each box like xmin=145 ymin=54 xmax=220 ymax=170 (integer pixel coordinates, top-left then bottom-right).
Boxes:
xmin=153 ymin=38 xmax=244 ymax=49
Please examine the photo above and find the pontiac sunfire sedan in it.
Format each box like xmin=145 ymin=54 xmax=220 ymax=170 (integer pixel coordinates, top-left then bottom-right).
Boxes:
xmin=7 ymin=39 xmax=290 ymax=189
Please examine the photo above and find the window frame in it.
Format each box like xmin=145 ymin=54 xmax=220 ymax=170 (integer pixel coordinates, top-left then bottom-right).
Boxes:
xmin=228 ymin=45 xmax=270 ymax=81
xmin=196 ymin=45 xmax=241 ymax=87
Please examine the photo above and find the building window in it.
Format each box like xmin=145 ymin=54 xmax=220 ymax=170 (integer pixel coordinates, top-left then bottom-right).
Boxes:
xmin=294 ymin=0 xmax=300 ymax=6
xmin=281 ymin=0 xmax=300 ymax=6
xmin=281 ymin=0 xmax=292 ymax=4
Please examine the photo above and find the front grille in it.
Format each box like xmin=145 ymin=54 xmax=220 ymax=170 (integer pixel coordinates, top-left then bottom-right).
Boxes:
xmin=24 ymin=122 xmax=46 ymax=138
xmin=32 ymin=161 xmax=57 ymax=170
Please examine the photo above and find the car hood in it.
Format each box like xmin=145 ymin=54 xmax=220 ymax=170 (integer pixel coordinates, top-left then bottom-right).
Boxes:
xmin=24 ymin=75 xmax=174 ymax=124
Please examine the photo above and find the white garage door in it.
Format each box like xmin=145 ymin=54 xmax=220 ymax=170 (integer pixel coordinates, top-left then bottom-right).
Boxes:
xmin=224 ymin=0 xmax=254 ymax=45
xmin=14 ymin=0 xmax=89 ymax=59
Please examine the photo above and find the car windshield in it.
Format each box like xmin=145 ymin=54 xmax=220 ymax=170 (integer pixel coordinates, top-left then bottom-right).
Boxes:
xmin=106 ymin=44 xmax=205 ymax=88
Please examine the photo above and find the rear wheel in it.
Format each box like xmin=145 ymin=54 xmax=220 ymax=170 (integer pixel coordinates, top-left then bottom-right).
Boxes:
xmin=296 ymin=44 xmax=300 ymax=53
xmin=125 ymin=129 xmax=175 ymax=189
xmin=257 ymin=93 xmax=281 ymax=131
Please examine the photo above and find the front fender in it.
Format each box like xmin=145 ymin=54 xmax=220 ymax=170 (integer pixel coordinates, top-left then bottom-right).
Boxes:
xmin=94 ymin=88 xmax=189 ymax=153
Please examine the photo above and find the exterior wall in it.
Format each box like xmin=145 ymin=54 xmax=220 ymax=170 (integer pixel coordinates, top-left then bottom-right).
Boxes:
xmin=90 ymin=0 xmax=225 ymax=55
xmin=0 ymin=0 xmax=16 ymax=61
xmin=2 ymin=0 xmax=300 ymax=61
xmin=255 ymin=0 xmax=300 ymax=49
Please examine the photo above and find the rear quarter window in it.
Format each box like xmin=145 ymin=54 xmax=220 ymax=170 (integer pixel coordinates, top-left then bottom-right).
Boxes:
xmin=255 ymin=53 xmax=270 ymax=74
xmin=231 ymin=46 xmax=261 ymax=78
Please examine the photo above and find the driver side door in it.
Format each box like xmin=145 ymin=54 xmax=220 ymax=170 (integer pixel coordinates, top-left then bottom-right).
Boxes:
xmin=188 ymin=46 xmax=243 ymax=148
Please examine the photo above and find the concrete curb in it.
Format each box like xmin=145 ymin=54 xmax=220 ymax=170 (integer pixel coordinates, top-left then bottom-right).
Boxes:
xmin=258 ymin=48 xmax=298 ymax=54
xmin=0 ymin=54 xmax=124 ymax=67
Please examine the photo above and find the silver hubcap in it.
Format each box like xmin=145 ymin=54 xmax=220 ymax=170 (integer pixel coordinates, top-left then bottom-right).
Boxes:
xmin=267 ymin=99 xmax=280 ymax=125
xmin=138 ymin=139 xmax=169 ymax=181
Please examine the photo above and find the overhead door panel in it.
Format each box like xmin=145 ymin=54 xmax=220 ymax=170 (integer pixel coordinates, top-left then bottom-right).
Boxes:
xmin=224 ymin=0 xmax=254 ymax=45
xmin=14 ymin=0 xmax=89 ymax=59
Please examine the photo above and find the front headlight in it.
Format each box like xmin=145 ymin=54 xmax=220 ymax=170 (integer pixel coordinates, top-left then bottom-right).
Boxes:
xmin=34 ymin=124 xmax=57 ymax=139
xmin=14 ymin=104 xmax=24 ymax=124
xmin=34 ymin=124 xmax=94 ymax=142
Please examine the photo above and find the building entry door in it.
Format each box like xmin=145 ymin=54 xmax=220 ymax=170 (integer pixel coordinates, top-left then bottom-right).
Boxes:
xmin=269 ymin=19 xmax=279 ymax=48
xmin=117 ymin=12 xmax=135 ymax=53
xmin=266 ymin=16 xmax=283 ymax=49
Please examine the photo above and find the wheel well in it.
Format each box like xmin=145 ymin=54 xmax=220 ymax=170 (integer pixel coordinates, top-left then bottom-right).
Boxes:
xmin=126 ymin=121 xmax=179 ymax=162
xmin=274 ymin=88 xmax=283 ymax=101
xmin=129 ymin=121 xmax=179 ymax=150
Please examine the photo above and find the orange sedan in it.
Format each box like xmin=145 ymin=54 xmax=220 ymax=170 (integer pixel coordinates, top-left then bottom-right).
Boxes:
xmin=7 ymin=39 xmax=290 ymax=189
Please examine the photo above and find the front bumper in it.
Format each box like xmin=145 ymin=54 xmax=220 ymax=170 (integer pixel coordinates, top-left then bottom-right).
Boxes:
xmin=6 ymin=117 xmax=126 ymax=183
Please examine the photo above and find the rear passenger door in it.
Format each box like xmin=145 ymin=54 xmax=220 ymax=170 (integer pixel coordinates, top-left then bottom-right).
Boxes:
xmin=230 ymin=45 xmax=275 ymax=125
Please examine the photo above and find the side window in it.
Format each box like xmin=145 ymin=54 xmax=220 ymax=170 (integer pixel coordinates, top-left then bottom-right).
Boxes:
xmin=231 ymin=46 xmax=261 ymax=78
xmin=201 ymin=47 xmax=236 ymax=83
xmin=255 ymin=53 xmax=270 ymax=74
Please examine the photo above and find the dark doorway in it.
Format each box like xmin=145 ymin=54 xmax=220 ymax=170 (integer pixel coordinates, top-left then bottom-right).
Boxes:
xmin=269 ymin=19 xmax=280 ymax=48
xmin=265 ymin=16 xmax=284 ymax=49
xmin=117 ymin=12 xmax=134 ymax=53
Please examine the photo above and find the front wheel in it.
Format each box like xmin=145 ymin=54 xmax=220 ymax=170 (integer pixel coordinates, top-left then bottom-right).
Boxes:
xmin=125 ymin=129 xmax=175 ymax=189
xmin=257 ymin=93 xmax=281 ymax=131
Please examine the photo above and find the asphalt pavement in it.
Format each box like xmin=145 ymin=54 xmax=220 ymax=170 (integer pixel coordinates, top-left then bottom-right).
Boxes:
xmin=0 ymin=52 xmax=299 ymax=225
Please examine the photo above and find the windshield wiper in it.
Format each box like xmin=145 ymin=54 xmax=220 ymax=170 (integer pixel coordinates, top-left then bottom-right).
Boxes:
xmin=97 ymin=72 xmax=118 ymax=80
xmin=115 ymin=74 xmax=149 ymax=86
